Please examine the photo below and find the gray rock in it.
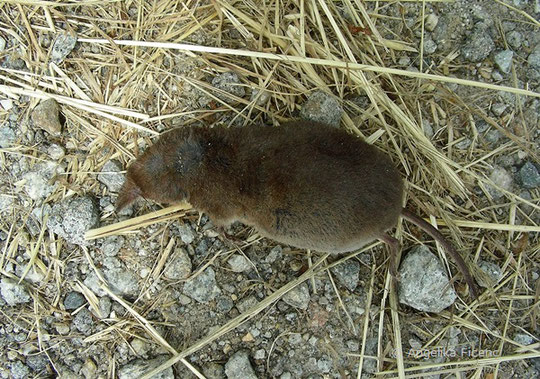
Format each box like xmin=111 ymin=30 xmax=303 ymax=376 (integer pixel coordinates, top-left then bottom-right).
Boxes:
xmin=300 ymin=90 xmax=343 ymax=128
xmin=97 ymin=296 xmax=112 ymax=318
xmin=484 ymin=129 xmax=500 ymax=145
xmin=528 ymin=45 xmax=540 ymax=70
xmin=331 ymin=259 xmax=360 ymax=291
xmin=224 ymin=351 xmax=257 ymax=379
xmin=424 ymin=14 xmax=439 ymax=32
xmin=183 ymin=267 xmax=220 ymax=303
xmin=104 ymin=266 xmax=140 ymax=298
xmin=72 ymin=308 xmax=93 ymax=334
xmin=491 ymin=103 xmax=507 ymax=117
xmin=22 ymin=161 xmax=58 ymax=201
xmin=494 ymin=50 xmax=513 ymax=74
xmin=228 ymin=254 xmax=251 ymax=273
xmin=47 ymin=196 xmax=99 ymax=246
xmin=51 ymin=32 xmax=77 ymax=64
xmin=283 ymin=282 xmax=310 ymax=310
xmin=31 ymin=98 xmax=62 ymax=136
xmin=254 ymin=349 xmax=266 ymax=360
xmin=519 ymin=162 xmax=540 ymax=189
xmin=101 ymin=235 xmax=124 ymax=257
xmin=9 ymin=360 xmax=30 ymax=379
xmin=461 ymin=28 xmax=494 ymax=62
xmin=0 ymin=125 xmax=16 ymax=147
xmin=118 ymin=355 xmax=174 ymax=379
xmin=47 ymin=143 xmax=65 ymax=160
xmin=455 ymin=138 xmax=472 ymax=150
xmin=64 ymin=291 xmax=85 ymax=310
xmin=423 ymin=37 xmax=437 ymax=54
xmin=398 ymin=245 xmax=457 ymax=313
xmin=317 ymin=356 xmax=332 ymax=373
xmin=80 ymin=358 xmax=97 ymax=379
xmin=177 ymin=224 xmax=195 ymax=244
xmin=0 ymin=36 xmax=6 ymax=51
xmin=98 ymin=160 xmax=124 ymax=193
xmin=478 ymin=260 xmax=503 ymax=288
xmin=0 ymin=278 xmax=31 ymax=305
xmin=26 ymin=353 xmax=49 ymax=372
xmin=203 ymin=362 xmax=225 ymax=379
xmin=506 ymin=30 xmax=522 ymax=49
xmin=0 ymin=194 xmax=14 ymax=215
xmin=266 ymin=246 xmax=282 ymax=263
xmin=422 ymin=119 xmax=434 ymax=139
xmin=164 ymin=248 xmax=192 ymax=280
xmin=487 ymin=166 xmax=513 ymax=199
xmin=212 ymin=72 xmax=245 ymax=99
xmin=217 ymin=296 xmax=234 ymax=313
xmin=513 ymin=333 xmax=534 ymax=346
xmin=237 ymin=295 xmax=258 ymax=313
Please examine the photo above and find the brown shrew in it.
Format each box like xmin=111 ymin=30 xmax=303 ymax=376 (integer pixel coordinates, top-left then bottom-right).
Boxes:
xmin=116 ymin=120 xmax=479 ymax=298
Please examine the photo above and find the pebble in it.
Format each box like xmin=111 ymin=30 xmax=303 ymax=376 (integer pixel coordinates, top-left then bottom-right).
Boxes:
xmin=423 ymin=37 xmax=437 ymax=54
xmin=26 ymin=354 xmax=49 ymax=372
xmin=266 ymin=246 xmax=282 ymax=263
xmin=118 ymin=356 xmax=174 ymax=379
xmin=0 ymin=125 xmax=16 ymax=147
xmin=477 ymin=260 xmax=503 ymax=288
xmin=72 ymin=308 xmax=93 ymax=334
xmin=398 ymin=245 xmax=457 ymax=313
xmin=47 ymin=196 xmax=99 ymax=246
xmin=494 ymin=50 xmax=513 ymax=74
xmin=63 ymin=291 xmax=85 ymax=310
xmin=31 ymin=99 xmax=62 ymax=136
xmin=100 ymin=235 xmax=125 ymax=257
xmin=299 ymin=90 xmax=343 ymax=128
xmin=424 ymin=14 xmax=439 ymax=32
xmin=461 ymin=28 xmax=494 ymax=62
xmin=22 ymin=161 xmax=58 ymax=200
xmin=183 ymin=267 xmax=221 ymax=303
xmin=130 ymin=338 xmax=149 ymax=356
xmin=98 ymin=159 xmax=125 ymax=193
xmin=47 ymin=143 xmax=65 ymax=160
xmin=237 ymin=295 xmax=258 ymax=314
xmin=527 ymin=45 xmax=540 ymax=70
xmin=491 ymin=103 xmax=507 ymax=117
xmin=224 ymin=351 xmax=258 ymax=379
xmin=506 ymin=30 xmax=522 ymax=49
xmin=254 ymin=349 xmax=266 ymax=360
xmin=80 ymin=358 xmax=97 ymax=379
xmin=217 ymin=296 xmax=234 ymax=313
xmin=513 ymin=333 xmax=534 ymax=346
xmin=164 ymin=248 xmax=192 ymax=280
xmin=203 ymin=362 xmax=225 ymax=379
xmin=104 ymin=265 xmax=140 ymax=298
xmin=51 ymin=32 xmax=77 ymax=64
xmin=177 ymin=224 xmax=195 ymax=244
xmin=0 ymin=278 xmax=31 ymax=306
xmin=55 ymin=323 xmax=70 ymax=335
xmin=0 ymin=36 xmax=6 ymax=51
xmin=519 ymin=162 xmax=540 ymax=189
xmin=282 ymin=282 xmax=310 ymax=310
xmin=331 ymin=259 xmax=360 ymax=291
xmin=9 ymin=360 xmax=30 ymax=379
xmin=212 ymin=72 xmax=245 ymax=100
xmin=487 ymin=166 xmax=513 ymax=199
xmin=228 ymin=254 xmax=251 ymax=273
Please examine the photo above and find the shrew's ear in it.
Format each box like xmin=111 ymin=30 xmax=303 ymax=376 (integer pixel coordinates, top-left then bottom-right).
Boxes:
xmin=116 ymin=178 xmax=142 ymax=211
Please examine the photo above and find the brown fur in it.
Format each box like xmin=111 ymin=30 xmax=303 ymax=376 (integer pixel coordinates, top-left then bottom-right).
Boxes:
xmin=117 ymin=121 xmax=478 ymax=298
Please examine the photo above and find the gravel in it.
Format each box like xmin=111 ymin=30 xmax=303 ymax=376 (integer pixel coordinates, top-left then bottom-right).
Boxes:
xmin=98 ymin=159 xmax=125 ymax=193
xmin=47 ymin=196 xmax=99 ymax=246
xmin=518 ymin=162 xmax=540 ymax=189
xmin=331 ymin=259 xmax=360 ymax=291
xmin=212 ymin=72 xmax=246 ymax=100
xmin=282 ymin=282 xmax=310 ymax=310
xmin=299 ymin=90 xmax=343 ymax=127
xmin=163 ymin=247 xmax=192 ymax=280
xmin=183 ymin=267 xmax=221 ymax=303
xmin=63 ymin=291 xmax=86 ymax=310
xmin=228 ymin=254 xmax=251 ymax=273
xmin=118 ymin=356 xmax=174 ymax=379
xmin=224 ymin=351 xmax=258 ymax=379
xmin=486 ymin=166 xmax=513 ymax=199
xmin=0 ymin=278 xmax=31 ymax=306
xmin=494 ymin=50 xmax=514 ymax=74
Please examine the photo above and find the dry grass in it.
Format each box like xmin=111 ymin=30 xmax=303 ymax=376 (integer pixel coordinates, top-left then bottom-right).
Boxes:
xmin=0 ymin=0 xmax=539 ymax=378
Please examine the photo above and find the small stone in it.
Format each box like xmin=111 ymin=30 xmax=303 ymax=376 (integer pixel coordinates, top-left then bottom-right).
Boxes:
xmin=528 ymin=45 xmax=540 ymax=70
xmin=250 ymin=89 xmax=271 ymax=106
xmin=300 ymin=90 xmax=343 ymax=128
xmin=228 ymin=254 xmax=251 ymax=273
xmin=398 ymin=245 xmax=457 ymax=313
xmin=224 ymin=351 xmax=257 ymax=379
xmin=51 ymin=32 xmax=77 ymax=63
xmin=80 ymin=359 xmax=97 ymax=379
xmin=183 ymin=267 xmax=220 ymax=303
xmin=131 ymin=338 xmax=149 ymax=356
xmin=461 ymin=28 xmax=494 ymax=62
xmin=164 ymin=248 xmax=192 ymax=280
xmin=72 ymin=308 xmax=93 ymax=334
xmin=331 ymin=259 xmax=360 ymax=291
xmin=63 ymin=291 xmax=85 ymax=310
xmin=0 ymin=99 xmax=13 ymax=110
xmin=0 ymin=36 xmax=6 ymax=51
xmin=455 ymin=138 xmax=472 ymax=150
xmin=266 ymin=246 xmax=282 ymax=263
xmin=0 ymin=126 xmax=16 ymax=147
xmin=177 ymin=224 xmax=195 ymax=244
xmin=31 ymin=98 xmax=62 ymax=136
xmin=288 ymin=333 xmax=302 ymax=345
xmin=98 ymin=160 xmax=125 ymax=193
xmin=424 ymin=14 xmax=439 ymax=32
xmin=519 ymin=162 xmax=540 ymax=189
xmin=283 ymin=282 xmax=310 ymax=310
xmin=422 ymin=120 xmax=434 ymax=139
xmin=47 ymin=196 xmax=99 ymax=246
xmin=101 ymin=236 xmax=124 ymax=257
xmin=217 ymin=296 xmax=234 ymax=313
xmin=9 ymin=360 xmax=30 ymax=379
xmin=203 ymin=362 xmax=225 ymax=379
xmin=22 ymin=161 xmax=59 ymax=201
xmin=494 ymin=50 xmax=513 ymax=74
xmin=506 ymin=31 xmax=522 ymax=49
xmin=26 ymin=353 xmax=49 ymax=372
xmin=317 ymin=356 xmax=332 ymax=373
xmin=486 ymin=166 xmax=513 ymax=199
xmin=211 ymin=72 xmax=245 ymax=100
xmin=104 ymin=266 xmax=140 ymax=298
xmin=0 ymin=278 xmax=31 ymax=306
xmin=423 ymin=37 xmax=437 ymax=54
xmin=254 ymin=349 xmax=266 ymax=360
xmin=513 ymin=333 xmax=534 ymax=346
xmin=484 ymin=129 xmax=500 ymax=145
xmin=477 ymin=260 xmax=503 ymax=288
xmin=47 ymin=144 xmax=65 ymax=160
xmin=242 ymin=332 xmax=254 ymax=342
xmin=491 ymin=103 xmax=508 ymax=117
xmin=55 ymin=323 xmax=70 ymax=335
xmin=118 ymin=356 xmax=174 ymax=379
xmin=237 ymin=295 xmax=258 ymax=313
xmin=97 ymin=296 xmax=112 ymax=318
